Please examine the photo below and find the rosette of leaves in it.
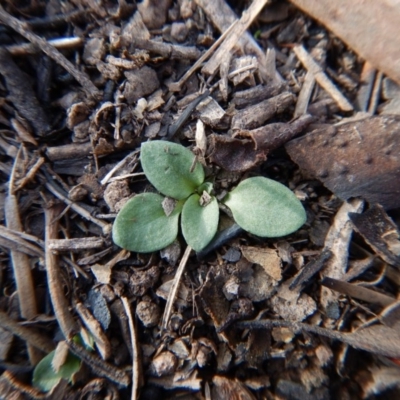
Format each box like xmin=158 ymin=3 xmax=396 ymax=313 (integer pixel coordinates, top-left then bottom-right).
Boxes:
xmin=113 ymin=141 xmax=306 ymax=253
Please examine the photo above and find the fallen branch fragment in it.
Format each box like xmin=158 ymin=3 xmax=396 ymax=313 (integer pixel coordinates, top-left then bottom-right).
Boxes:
xmin=293 ymin=44 xmax=353 ymax=111
xmin=48 ymin=237 xmax=106 ymax=252
xmin=0 ymin=5 xmax=101 ymax=99
xmin=68 ymin=341 xmax=131 ymax=387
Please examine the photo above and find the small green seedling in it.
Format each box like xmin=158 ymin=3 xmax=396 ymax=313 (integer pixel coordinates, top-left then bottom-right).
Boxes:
xmin=32 ymin=332 xmax=93 ymax=392
xmin=113 ymin=141 xmax=306 ymax=252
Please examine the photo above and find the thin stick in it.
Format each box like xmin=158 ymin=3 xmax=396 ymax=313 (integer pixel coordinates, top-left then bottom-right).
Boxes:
xmin=293 ymin=44 xmax=353 ymax=111
xmin=0 ymin=5 xmax=100 ymax=99
xmin=121 ymin=296 xmax=140 ymax=400
xmin=168 ymin=21 xmax=238 ymax=92
xmin=101 ymin=150 xmax=139 ymax=185
xmin=7 ymin=37 xmax=83 ymax=56
xmin=43 ymin=179 xmax=112 ymax=235
xmin=6 ymin=150 xmax=41 ymax=364
xmin=161 ymin=245 xmax=192 ymax=332
xmin=45 ymin=205 xmax=79 ymax=340
xmin=201 ymin=0 xmax=269 ymax=77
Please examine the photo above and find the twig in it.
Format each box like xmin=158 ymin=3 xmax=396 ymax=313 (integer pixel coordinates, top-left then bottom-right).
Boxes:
xmin=294 ymin=71 xmax=315 ymax=117
xmin=6 ymin=37 xmax=83 ymax=56
xmin=195 ymin=0 xmax=269 ymax=80
xmin=48 ymin=237 xmax=105 ymax=252
xmin=201 ymin=0 xmax=269 ymax=77
xmin=168 ymin=21 xmax=238 ymax=92
xmin=43 ymin=177 xmax=112 ymax=235
xmin=6 ymin=151 xmax=41 ymax=364
xmin=367 ymin=71 xmax=383 ymax=114
xmin=101 ymin=150 xmax=139 ymax=186
xmin=45 ymin=205 xmax=79 ymax=340
xmin=0 ymin=310 xmax=54 ymax=354
xmin=293 ymin=45 xmax=353 ymax=111
xmin=121 ymin=297 xmax=140 ymax=400
xmin=132 ymin=37 xmax=201 ymax=60
xmin=161 ymin=245 xmax=192 ymax=332
xmin=0 ymin=5 xmax=101 ymax=99
xmin=321 ymin=277 xmax=395 ymax=307
xmin=14 ymin=157 xmax=45 ymax=192
xmin=46 ymin=142 xmax=93 ymax=161
xmin=0 ymin=225 xmax=44 ymax=257
xmin=167 ymin=90 xmax=210 ymax=138
xmin=68 ymin=341 xmax=130 ymax=387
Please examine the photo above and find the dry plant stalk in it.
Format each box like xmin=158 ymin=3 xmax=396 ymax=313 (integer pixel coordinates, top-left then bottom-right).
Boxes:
xmin=45 ymin=205 xmax=79 ymax=340
xmin=6 ymin=151 xmax=41 ymax=364
xmin=161 ymin=245 xmax=192 ymax=332
xmin=293 ymin=44 xmax=353 ymax=111
xmin=121 ymin=296 xmax=141 ymax=400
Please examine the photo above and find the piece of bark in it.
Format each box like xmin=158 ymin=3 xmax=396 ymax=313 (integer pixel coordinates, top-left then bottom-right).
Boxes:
xmin=0 ymin=49 xmax=50 ymax=136
xmin=132 ymin=37 xmax=201 ymax=60
xmin=290 ymin=249 xmax=332 ymax=290
xmin=349 ymin=204 xmax=400 ymax=267
xmin=46 ymin=142 xmax=92 ymax=161
xmin=232 ymin=82 xmax=283 ymax=109
xmin=137 ymin=0 xmax=171 ymax=29
xmin=123 ymin=66 xmax=160 ymax=104
xmin=289 ymin=0 xmax=400 ymax=85
xmin=231 ymin=92 xmax=294 ymax=130
xmin=319 ymin=199 xmax=364 ymax=313
xmin=210 ymin=114 xmax=313 ymax=172
xmin=48 ymin=237 xmax=105 ymax=252
xmin=286 ymin=115 xmax=400 ymax=210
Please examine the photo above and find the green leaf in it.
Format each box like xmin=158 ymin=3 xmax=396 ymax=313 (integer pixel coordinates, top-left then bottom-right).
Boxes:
xmin=113 ymin=193 xmax=182 ymax=253
xmin=33 ymin=350 xmax=81 ymax=392
xmin=224 ymin=177 xmax=306 ymax=237
xmin=141 ymin=141 xmax=204 ymax=200
xmin=181 ymin=193 xmax=219 ymax=252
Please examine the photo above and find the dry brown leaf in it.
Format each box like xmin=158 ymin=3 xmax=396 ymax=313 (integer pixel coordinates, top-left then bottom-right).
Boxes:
xmin=241 ymin=246 xmax=282 ymax=281
xmin=286 ymin=114 xmax=400 ymax=210
xmin=52 ymin=340 xmax=70 ymax=373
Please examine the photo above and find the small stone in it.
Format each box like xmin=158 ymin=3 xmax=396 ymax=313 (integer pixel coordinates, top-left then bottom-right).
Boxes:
xmin=150 ymin=351 xmax=177 ymax=376
xmin=136 ymin=299 xmax=161 ymax=328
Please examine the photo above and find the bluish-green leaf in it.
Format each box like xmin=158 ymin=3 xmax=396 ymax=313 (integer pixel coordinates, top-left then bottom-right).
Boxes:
xmin=32 ymin=350 xmax=81 ymax=392
xmin=141 ymin=141 xmax=204 ymax=200
xmin=181 ymin=193 xmax=219 ymax=252
xmin=113 ymin=193 xmax=182 ymax=253
xmin=224 ymin=177 xmax=306 ymax=237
